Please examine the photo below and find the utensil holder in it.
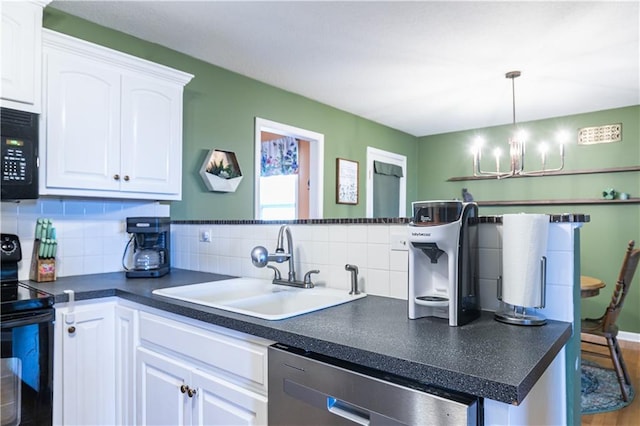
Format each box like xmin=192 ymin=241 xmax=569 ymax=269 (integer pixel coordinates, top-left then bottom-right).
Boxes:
xmin=29 ymin=240 xmax=56 ymax=282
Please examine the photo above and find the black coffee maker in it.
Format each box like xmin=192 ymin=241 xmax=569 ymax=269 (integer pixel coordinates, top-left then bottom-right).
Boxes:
xmin=125 ymin=217 xmax=170 ymax=278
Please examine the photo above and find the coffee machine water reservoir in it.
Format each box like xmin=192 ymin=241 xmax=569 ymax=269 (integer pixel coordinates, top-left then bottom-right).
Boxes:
xmin=124 ymin=217 xmax=170 ymax=278
xmin=408 ymin=201 xmax=480 ymax=326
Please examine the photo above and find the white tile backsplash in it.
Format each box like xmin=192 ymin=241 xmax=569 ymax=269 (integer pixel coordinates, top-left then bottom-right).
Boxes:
xmin=1 ymin=198 xmax=167 ymax=279
xmin=2 ymin=201 xmax=582 ymax=315
xmin=172 ymin=223 xmax=409 ymax=298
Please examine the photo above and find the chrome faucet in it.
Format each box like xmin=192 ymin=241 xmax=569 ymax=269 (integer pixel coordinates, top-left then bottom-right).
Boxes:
xmin=276 ymin=225 xmax=297 ymax=283
xmin=251 ymin=225 xmax=318 ymax=288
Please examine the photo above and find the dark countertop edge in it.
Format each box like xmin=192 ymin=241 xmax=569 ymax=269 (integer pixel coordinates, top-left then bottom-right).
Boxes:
xmin=41 ymin=272 xmax=571 ymax=405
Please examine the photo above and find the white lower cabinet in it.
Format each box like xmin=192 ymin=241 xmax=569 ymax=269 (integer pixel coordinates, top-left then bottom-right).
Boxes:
xmin=54 ymin=298 xmax=271 ymax=426
xmin=53 ymin=299 xmax=116 ymax=426
xmin=137 ymin=347 xmax=268 ymax=425
xmin=136 ymin=311 xmax=270 ymax=426
xmin=115 ymin=305 xmax=138 ymax=425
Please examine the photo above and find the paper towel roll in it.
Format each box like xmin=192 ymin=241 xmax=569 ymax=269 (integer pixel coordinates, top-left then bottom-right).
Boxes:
xmin=502 ymin=213 xmax=549 ymax=307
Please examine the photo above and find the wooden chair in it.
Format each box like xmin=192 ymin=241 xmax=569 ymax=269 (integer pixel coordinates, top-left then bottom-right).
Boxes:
xmin=581 ymin=240 xmax=640 ymax=402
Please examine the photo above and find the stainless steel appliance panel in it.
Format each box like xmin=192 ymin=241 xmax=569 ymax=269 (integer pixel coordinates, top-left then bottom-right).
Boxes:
xmin=268 ymin=344 xmax=479 ymax=426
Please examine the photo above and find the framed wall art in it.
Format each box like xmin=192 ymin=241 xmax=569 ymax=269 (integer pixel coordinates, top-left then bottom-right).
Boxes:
xmin=336 ymin=158 xmax=359 ymax=205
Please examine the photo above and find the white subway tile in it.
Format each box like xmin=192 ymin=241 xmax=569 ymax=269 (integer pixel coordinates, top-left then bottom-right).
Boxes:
xmin=390 ymin=250 xmax=408 ymax=272
xmin=364 ymin=269 xmax=390 ymax=296
xmin=346 ymin=242 xmax=368 ymax=268
xmin=478 ymin=223 xmax=501 ymax=249
xmin=367 ymin=225 xmax=389 ymax=244
xmin=366 ymin=243 xmax=390 ymax=270
xmin=327 ymin=242 xmax=348 ymax=267
xmin=347 ymin=225 xmax=368 ymax=243
xmin=389 ymin=271 xmax=408 ymax=300
xmin=311 ymin=225 xmax=329 ymax=242
xmin=479 ymin=277 xmax=500 ymax=311
xmin=83 ymin=255 xmax=104 ymax=275
xmin=328 ymin=225 xmax=348 ymax=243
xmin=478 ymin=248 xmax=501 ymax=280
xmin=327 ymin=264 xmax=351 ymax=291
xmin=41 ymin=199 xmax=64 ymax=216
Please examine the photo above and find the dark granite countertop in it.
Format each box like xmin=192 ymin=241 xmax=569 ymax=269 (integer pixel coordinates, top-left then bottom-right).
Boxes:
xmin=27 ymin=269 xmax=571 ymax=405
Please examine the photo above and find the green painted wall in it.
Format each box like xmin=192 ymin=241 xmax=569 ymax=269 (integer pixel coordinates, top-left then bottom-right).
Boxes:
xmin=416 ymin=106 xmax=640 ymax=333
xmin=43 ymin=8 xmax=418 ymax=220
xmin=44 ymin=9 xmax=640 ymax=334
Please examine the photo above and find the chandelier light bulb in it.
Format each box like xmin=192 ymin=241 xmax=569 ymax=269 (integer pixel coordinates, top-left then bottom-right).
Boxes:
xmin=539 ymin=143 xmax=548 ymax=169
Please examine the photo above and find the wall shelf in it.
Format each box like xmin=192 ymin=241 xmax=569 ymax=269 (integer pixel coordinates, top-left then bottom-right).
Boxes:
xmin=476 ymin=198 xmax=640 ymax=207
xmin=448 ymin=165 xmax=640 ymax=182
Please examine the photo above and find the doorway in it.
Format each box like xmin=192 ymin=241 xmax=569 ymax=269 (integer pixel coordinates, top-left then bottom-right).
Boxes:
xmin=366 ymin=147 xmax=407 ymax=218
xmin=254 ymin=118 xmax=324 ymax=220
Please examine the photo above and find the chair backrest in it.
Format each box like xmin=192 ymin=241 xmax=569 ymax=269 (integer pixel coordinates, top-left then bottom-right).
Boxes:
xmin=603 ymin=240 xmax=640 ymax=330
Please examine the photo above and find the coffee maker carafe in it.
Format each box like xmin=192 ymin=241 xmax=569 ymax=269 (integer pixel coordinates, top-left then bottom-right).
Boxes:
xmin=408 ymin=200 xmax=480 ymax=326
xmin=125 ymin=217 xmax=170 ymax=278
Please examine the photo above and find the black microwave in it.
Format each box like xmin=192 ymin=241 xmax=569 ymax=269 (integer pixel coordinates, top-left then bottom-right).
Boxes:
xmin=1 ymin=107 xmax=39 ymax=200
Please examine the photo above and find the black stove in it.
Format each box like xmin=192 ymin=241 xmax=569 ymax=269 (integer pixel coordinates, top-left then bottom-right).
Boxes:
xmin=1 ymin=233 xmax=54 ymax=313
xmin=1 ymin=233 xmax=55 ymax=425
xmin=1 ymin=281 xmax=54 ymax=314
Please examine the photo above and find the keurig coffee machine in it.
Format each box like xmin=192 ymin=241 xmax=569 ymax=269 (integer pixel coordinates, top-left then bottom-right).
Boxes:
xmin=408 ymin=200 xmax=480 ymax=326
xmin=124 ymin=217 xmax=170 ymax=278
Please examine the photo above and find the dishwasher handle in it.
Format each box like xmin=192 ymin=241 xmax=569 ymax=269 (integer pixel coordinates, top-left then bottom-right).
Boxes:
xmin=327 ymin=397 xmax=370 ymax=426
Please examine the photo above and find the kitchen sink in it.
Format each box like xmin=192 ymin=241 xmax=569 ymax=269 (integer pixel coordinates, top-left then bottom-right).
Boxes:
xmin=152 ymin=277 xmax=366 ymax=320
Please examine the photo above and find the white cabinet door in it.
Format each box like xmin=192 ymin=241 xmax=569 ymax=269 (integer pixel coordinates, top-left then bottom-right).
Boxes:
xmin=115 ymin=305 xmax=138 ymax=425
xmin=192 ymin=369 xmax=268 ymax=426
xmin=0 ymin=1 xmax=45 ymax=112
xmin=137 ymin=347 xmax=193 ymax=426
xmin=57 ymin=303 xmax=116 ymax=426
xmin=121 ymin=74 xmax=182 ymax=196
xmin=45 ymin=50 xmax=121 ymax=191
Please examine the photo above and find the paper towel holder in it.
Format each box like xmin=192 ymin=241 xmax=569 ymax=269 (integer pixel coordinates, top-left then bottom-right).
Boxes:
xmin=495 ymin=256 xmax=547 ymax=326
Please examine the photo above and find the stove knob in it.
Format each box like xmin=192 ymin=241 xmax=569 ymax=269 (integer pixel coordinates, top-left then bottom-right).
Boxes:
xmin=1 ymin=240 xmax=15 ymax=253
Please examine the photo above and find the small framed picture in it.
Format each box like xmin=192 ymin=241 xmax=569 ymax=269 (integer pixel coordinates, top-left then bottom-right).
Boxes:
xmin=336 ymin=158 xmax=359 ymax=205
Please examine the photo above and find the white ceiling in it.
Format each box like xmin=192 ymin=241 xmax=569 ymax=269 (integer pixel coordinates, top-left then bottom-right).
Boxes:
xmin=49 ymin=1 xmax=640 ymax=137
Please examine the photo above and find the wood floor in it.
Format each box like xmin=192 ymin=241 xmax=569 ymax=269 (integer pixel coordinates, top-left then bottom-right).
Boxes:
xmin=581 ymin=339 xmax=639 ymax=425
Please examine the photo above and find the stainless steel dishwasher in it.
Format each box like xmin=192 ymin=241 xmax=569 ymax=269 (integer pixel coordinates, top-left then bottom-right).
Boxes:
xmin=268 ymin=344 xmax=480 ymax=426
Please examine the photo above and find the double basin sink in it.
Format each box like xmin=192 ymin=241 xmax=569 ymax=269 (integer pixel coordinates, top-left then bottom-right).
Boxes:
xmin=152 ymin=277 xmax=367 ymax=320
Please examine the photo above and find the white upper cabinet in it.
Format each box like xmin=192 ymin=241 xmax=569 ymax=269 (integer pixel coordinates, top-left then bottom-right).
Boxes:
xmin=41 ymin=29 xmax=193 ymax=200
xmin=1 ymin=1 xmax=50 ymax=112
xmin=121 ymin=74 xmax=183 ymax=195
xmin=44 ymin=50 xmax=122 ymax=191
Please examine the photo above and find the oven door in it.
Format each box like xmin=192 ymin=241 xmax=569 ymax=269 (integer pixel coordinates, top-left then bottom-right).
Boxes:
xmin=1 ymin=308 xmax=54 ymax=426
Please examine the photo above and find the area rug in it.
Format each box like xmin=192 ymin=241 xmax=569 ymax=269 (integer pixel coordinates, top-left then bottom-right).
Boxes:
xmin=581 ymin=359 xmax=635 ymax=414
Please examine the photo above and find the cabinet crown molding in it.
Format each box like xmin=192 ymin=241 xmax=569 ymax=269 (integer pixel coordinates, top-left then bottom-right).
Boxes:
xmin=42 ymin=28 xmax=194 ymax=86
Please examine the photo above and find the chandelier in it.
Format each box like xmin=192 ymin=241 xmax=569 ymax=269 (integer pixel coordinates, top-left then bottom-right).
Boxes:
xmin=471 ymin=71 xmax=567 ymax=179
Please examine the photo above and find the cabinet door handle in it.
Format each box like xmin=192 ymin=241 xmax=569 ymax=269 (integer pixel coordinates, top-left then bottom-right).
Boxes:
xmin=113 ymin=174 xmax=120 ymax=181
xmin=123 ymin=175 xmax=130 ymax=181
xmin=67 ymin=326 xmax=76 ymax=334
xmin=180 ymin=384 xmax=188 ymax=394
xmin=188 ymin=388 xmax=197 ymax=398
